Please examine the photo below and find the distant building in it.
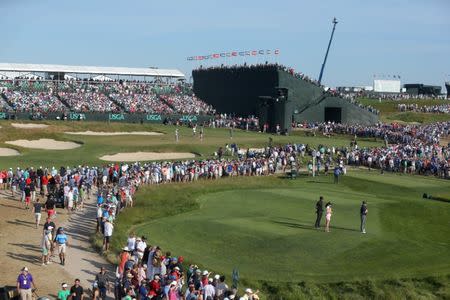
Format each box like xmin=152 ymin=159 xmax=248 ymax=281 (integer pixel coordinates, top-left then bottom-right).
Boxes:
xmin=403 ymin=84 xmax=441 ymax=96
xmin=446 ymin=82 xmax=450 ymax=98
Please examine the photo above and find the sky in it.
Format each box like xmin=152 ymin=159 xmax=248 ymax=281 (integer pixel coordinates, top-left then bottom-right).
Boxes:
xmin=1 ymin=0 xmax=449 ymax=89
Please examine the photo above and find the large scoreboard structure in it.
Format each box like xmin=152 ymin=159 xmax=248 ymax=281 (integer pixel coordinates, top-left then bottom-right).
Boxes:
xmin=373 ymin=79 xmax=401 ymax=93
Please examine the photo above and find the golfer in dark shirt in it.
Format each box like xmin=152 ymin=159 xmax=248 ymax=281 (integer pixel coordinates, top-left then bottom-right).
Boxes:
xmin=360 ymin=201 xmax=368 ymax=233
xmin=314 ymin=196 xmax=324 ymax=228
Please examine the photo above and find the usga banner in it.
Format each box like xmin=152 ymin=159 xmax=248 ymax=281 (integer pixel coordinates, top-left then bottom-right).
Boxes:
xmin=187 ymin=49 xmax=280 ymax=61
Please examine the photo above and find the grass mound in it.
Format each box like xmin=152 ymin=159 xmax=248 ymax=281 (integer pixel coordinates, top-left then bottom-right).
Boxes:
xmin=108 ymin=172 xmax=450 ymax=299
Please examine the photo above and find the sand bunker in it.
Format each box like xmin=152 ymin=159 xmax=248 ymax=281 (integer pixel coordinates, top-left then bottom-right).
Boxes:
xmin=65 ymin=131 xmax=163 ymax=136
xmin=5 ymin=139 xmax=81 ymax=150
xmin=0 ymin=148 xmax=20 ymax=156
xmin=100 ymin=152 xmax=195 ymax=162
xmin=11 ymin=123 xmax=49 ymax=129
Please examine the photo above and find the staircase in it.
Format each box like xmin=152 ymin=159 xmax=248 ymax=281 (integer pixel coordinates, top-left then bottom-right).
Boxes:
xmin=104 ymin=93 xmax=127 ymax=112
xmin=296 ymin=93 xmax=329 ymax=115
xmin=55 ymin=93 xmax=72 ymax=110
xmin=1 ymin=92 xmax=15 ymax=110
xmin=159 ymin=95 xmax=176 ymax=112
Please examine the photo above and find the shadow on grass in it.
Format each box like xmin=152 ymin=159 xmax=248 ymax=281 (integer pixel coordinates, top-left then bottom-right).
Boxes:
xmin=272 ymin=219 xmax=360 ymax=233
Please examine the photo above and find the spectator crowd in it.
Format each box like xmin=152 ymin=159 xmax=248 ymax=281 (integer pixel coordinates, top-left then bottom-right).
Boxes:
xmin=0 ymin=79 xmax=215 ymax=115
xmin=398 ymin=103 xmax=450 ymax=114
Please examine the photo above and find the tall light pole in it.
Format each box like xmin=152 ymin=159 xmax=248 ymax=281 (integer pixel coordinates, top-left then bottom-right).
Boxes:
xmin=318 ymin=17 xmax=338 ymax=85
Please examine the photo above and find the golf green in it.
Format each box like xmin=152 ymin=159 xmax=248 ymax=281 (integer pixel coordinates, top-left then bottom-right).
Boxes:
xmin=133 ymin=172 xmax=450 ymax=283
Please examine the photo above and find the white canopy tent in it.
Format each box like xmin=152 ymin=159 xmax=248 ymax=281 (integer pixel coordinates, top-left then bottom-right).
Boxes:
xmin=91 ymin=75 xmax=113 ymax=81
xmin=64 ymin=74 xmax=78 ymax=80
xmin=0 ymin=63 xmax=185 ymax=78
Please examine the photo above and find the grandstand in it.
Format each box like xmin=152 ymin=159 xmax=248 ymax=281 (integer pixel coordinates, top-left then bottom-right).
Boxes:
xmin=0 ymin=63 xmax=215 ymax=120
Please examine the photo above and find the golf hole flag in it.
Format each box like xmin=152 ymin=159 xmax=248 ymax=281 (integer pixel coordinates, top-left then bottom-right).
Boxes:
xmin=187 ymin=49 xmax=280 ymax=61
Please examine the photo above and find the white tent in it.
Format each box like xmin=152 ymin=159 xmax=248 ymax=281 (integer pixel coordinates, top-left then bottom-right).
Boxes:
xmin=21 ymin=73 xmax=43 ymax=80
xmin=0 ymin=63 xmax=185 ymax=78
xmin=91 ymin=75 xmax=113 ymax=81
xmin=64 ymin=74 xmax=78 ymax=81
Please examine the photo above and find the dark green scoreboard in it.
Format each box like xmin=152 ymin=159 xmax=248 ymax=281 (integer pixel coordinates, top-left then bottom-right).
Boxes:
xmin=193 ymin=66 xmax=378 ymax=132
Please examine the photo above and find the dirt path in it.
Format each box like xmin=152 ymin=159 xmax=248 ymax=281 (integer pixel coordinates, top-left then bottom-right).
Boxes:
xmin=0 ymin=191 xmax=72 ymax=298
xmin=62 ymin=193 xmax=115 ymax=294
xmin=0 ymin=189 xmax=114 ymax=298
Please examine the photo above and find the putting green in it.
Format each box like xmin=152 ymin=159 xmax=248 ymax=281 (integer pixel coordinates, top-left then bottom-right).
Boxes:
xmin=134 ymin=173 xmax=450 ymax=283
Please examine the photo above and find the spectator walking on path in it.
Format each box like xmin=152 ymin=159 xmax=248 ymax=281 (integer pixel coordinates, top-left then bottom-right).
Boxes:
xmin=55 ymin=228 xmax=69 ymax=266
xmin=40 ymin=230 xmax=52 ymax=266
xmin=70 ymin=279 xmax=84 ymax=300
xmin=94 ymin=267 xmax=109 ymax=300
xmin=32 ymin=198 xmax=42 ymax=228
xmin=16 ymin=267 xmax=36 ymax=300
xmin=57 ymin=283 xmax=70 ymax=300
xmin=103 ymin=219 xmax=113 ymax=252
xmin=360 ymin=201 xmax=368 ymax=234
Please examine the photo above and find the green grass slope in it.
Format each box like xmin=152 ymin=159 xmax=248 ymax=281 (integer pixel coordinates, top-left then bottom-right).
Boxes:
xmin=108 ymin=172 xmax=450 ymax=299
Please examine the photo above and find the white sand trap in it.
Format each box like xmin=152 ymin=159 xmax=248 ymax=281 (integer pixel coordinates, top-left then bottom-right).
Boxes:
xmin=100 ymin=151 xmax=195 ymax=162
xmin=5 ymin=138 xmax=81 ymax=150
xmin=65 ymin=131 xmax=163 ymax=136
xmin=0 ymin=147 xmax=20 ymax=156
xmin=11 ymin=123 xmax=49 ymax=129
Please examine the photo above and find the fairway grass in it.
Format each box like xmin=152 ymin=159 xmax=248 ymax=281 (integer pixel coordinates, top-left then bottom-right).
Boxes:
xmin=0 ymin=120 xmax=382 ymax=168
xmin=108 ymin=171 xmax=450 ymax=299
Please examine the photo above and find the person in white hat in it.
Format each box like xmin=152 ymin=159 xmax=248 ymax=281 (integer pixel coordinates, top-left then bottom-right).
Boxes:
xmin=118 ymin=246 xmax=131 ymax=275
xmin=16 ymin=267 xmax=36 ymax=300
xmin=239 ymin=288 xmax=259 ymax=300
xmin=57 ymin=283 xmax=70 ymax=300
xmin=203 ymin=277 xmax=216 ymax=299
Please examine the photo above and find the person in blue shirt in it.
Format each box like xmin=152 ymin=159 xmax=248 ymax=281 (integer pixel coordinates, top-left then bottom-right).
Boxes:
xmin=97 ymin=193 xmax=104 ymax=206
xmin=55 ymin=228 xmax=69 ymax=266
xmin=333 ymin=166 xmax=341 ymax=184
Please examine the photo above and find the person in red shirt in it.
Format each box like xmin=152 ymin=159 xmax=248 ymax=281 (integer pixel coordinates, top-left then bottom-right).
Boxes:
xmin=0 ymin=170 xmax=6 ymax=190
xmin=41 ymin=175 xmax=49 ymax=196
xmin=148 ymin=274 xmax=161 ymax=298
xmin=201 ymin=270 xmax=210 ymax=287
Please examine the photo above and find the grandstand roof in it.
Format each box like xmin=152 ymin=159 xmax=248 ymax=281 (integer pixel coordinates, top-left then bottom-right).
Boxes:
xmin=0 ymin=63 xmax=185 ymax=78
